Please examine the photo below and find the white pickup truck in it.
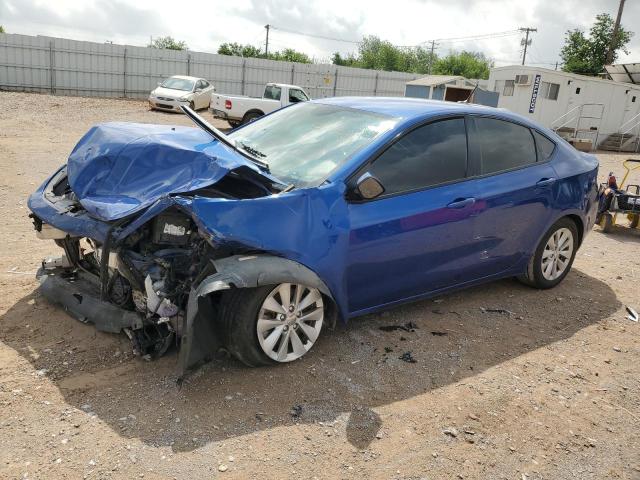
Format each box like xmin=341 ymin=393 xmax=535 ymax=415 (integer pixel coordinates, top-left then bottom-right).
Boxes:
xmin=210 ymin=83 xmax=310 ymax=127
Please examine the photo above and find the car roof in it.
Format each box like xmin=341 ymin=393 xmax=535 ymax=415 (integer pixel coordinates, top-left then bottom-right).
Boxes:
xmin=313 ymin=96 xmax=538 ymax=128
xmin=169 ymin=75 xmax=203 ymax=81
xmin=266 ymin=83 xmax=303 ymax=89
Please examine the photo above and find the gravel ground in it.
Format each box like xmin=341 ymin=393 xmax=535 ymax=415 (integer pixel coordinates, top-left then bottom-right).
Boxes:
xmin=1 ymin=91 xmax=639 ymax=480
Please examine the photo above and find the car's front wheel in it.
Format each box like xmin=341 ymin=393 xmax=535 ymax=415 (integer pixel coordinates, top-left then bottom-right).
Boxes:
xmin=519 ymin=218 xmax=578 ymax=289
xmin=219 ymin=283 xmax=325 ymax=366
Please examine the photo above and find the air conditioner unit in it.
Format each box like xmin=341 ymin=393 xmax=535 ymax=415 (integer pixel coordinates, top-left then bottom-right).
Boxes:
xmin=515 ymin=74 xmax=531 ymax=86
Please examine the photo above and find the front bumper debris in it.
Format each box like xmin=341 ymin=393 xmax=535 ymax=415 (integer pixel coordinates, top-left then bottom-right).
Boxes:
xmin=37 ymin=269 xmax=143 ymax=334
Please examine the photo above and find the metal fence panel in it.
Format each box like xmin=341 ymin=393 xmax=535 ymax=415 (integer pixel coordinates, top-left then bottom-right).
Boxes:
xmin=0 ymin=33 xmax=421 ymax=101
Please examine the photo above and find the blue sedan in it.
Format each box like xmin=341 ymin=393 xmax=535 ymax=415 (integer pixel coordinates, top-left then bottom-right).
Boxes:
xmin=28 ymin=97 xmax=598 ymax=371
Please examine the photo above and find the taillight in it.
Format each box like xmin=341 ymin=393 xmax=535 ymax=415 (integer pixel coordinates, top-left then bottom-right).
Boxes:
xmin=225 ymin=99 xmax=232 ymax=110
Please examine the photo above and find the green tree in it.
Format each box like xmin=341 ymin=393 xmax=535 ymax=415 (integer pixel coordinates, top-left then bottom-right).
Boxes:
xmin=217 ymin=42 xmax=263 ymax=58
xmin=148 ymin=36 xmax=187 ymax=50
xmin=0 ymin=26 xmax=5 ymax=33
xmin=433 ymin=51 xmax=493 ymax=79
xmin=333 ymin=38 xmax=440 ymax=74
xmin=331 ymin=52 xmax=359 ymax=67
xmin=217 ymin=43 xmax=311 ymax=63
xmin=268 ymin=48 xmax=312 ymax=64
xmin=561 ymin=13 xmax=633 ymax=75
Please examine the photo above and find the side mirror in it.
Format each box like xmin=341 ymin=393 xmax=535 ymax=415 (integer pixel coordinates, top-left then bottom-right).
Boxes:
xmin=353 ymin=172 xmax=385 ymax=200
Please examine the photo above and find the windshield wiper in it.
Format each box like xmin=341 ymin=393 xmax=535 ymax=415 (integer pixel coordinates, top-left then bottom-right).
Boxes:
xmin=180 ymin=105 xmax=269 ymax=171
xmin=238 ymin=141 xmax=267 ymax=159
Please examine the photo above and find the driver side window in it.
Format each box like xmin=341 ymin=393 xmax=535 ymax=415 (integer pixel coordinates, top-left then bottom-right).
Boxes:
xmin=368 ymin=118 xmax=468 ymax=195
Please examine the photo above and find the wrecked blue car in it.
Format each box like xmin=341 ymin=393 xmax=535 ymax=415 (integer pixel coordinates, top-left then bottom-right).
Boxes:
xmin=28 ymin=98 xmax=598 ymax=373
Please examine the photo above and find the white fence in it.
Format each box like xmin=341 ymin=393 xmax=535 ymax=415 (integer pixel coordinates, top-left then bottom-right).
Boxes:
xmin=0 ymin=33 xmax=420 ymax=100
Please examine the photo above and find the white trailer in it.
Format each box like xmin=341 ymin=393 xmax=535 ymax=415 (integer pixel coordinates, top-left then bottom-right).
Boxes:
xmin=488 ymin=66 xmax=640 ymax=151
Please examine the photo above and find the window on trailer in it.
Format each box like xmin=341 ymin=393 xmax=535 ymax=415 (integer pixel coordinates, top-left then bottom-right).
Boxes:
xmin=540 ymin=82 xmax=559 ymax=101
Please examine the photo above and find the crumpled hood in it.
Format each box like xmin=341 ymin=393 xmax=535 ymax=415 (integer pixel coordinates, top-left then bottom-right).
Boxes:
xmin=67 ymin=122 xmax=269 ymax=221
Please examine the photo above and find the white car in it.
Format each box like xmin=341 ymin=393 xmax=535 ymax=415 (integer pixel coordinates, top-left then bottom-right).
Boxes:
xmin=148 ymin=76 xmax=215 ymax=112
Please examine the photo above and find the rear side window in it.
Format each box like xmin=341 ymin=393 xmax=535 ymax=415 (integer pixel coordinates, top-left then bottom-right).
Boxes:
xmin=264 ymin=85 xmax=282 ymax=100
xmin=474 ymin=117 xmax=537 ymax=174
xmin=369 ymin=118 xmax=468 ymax=194
xmin=533 ymin=130 xmax=556 ymax=161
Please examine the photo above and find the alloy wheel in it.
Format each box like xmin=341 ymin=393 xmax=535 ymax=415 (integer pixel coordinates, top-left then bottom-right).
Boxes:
xmin=541 ymin=227 xmax=574 ymax=281
xmin=256 ymin=283 xmax=324 ymax=362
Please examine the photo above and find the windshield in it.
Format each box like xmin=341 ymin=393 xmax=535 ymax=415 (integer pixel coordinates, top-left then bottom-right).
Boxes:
xmin=161 ymin=77 xmax=195 ymax=91
xmin=228 ymin=103 xmax=398 ymax=186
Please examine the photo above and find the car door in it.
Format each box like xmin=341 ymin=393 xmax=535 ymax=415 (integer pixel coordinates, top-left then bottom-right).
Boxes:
xmin=345 ymin=117 xmax=483 ymax=314
xmin=468 ymin=116 xmax=558 ymax=277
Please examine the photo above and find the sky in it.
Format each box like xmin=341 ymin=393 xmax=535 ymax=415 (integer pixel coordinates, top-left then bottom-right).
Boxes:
xmin=1 ymin=0 xmax=639 ymax=68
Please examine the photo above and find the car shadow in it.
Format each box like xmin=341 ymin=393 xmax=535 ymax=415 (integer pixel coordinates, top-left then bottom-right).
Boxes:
xmin=0 ymin=268 xmax=620 ymax=452
xmin=594 ymin=223 xmax=640 ymax=244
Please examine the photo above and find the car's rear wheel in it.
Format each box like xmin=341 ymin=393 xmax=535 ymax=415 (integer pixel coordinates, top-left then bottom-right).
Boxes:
xmin=242 ymin=111 xmax=263 ymax=125
xmin=519 ymin=218 xmax=578 ymax=289
xmin=219 ymin=283 xmax=325 ymax=367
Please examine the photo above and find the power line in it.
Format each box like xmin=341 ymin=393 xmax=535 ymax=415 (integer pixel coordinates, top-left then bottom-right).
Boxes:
xmin=270 ymin=25 xmax=360 ymax=44
xmin=271 ymin=26 xmax=523 ymax=49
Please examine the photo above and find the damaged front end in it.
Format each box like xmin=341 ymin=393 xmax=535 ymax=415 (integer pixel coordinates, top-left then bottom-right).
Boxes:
xmin=27 ymin=120 xmax=303 ymax=374
xmin=32 ymin=194 xmax=226 ymax=363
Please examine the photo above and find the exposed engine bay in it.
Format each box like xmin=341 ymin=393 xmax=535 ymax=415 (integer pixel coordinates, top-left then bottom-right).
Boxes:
xmin=30 ymin=168 xmax=267 ymax=363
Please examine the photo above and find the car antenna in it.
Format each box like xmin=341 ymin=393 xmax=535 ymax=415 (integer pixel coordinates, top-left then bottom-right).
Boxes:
xmin=462 ymin=81 xmax=479 ymax=104
xmin=180 ymin=105 xmax=269 ymax=170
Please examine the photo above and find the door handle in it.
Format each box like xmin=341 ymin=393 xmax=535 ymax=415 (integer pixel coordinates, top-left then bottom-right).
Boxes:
xmin=447 ymin=197 xmax=476 ymax=209
xmin=536 ymin=177 xmax=556 ymax=187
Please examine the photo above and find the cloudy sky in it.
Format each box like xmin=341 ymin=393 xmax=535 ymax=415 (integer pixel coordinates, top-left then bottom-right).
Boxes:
xmin=1 ymin=0 xmax=638 ymax=67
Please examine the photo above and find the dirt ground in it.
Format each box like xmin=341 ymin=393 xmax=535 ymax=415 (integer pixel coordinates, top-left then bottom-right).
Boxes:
xmin=0 ymin=91 xmax=639 ymax=480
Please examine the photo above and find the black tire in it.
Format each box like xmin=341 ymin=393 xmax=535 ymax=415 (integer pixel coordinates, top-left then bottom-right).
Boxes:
xmin=218 ymin=286 xmax=275 ymax=367
xmin=518 ymin=217 xmax=578 ymax=289
xmin=599 ymin=212 xmax=613 ymax=233
xmin=630 ymin=214 xmax=639 ymax=229
xmin=228 ymin=120 xmax=240 ymax=129
xmin=242 ymin=111 xmax=263 ymax=125
xmin=189 ymin=101 xmax=195 ymax=110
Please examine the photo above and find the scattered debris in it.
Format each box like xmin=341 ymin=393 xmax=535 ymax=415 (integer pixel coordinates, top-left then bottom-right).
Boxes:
xmin=431 ymin=331 xmax=448 ymax=336
xmin=626 ymin=306 xmax=638 ymax=322
xmin=290 ymin=405 xmax=303 ymax=418
xmin=399 ymin=352 xmax=417 ymax=363
xmin=480 ymin=307 xmax=515 ymax=316
xmin=218 ymin=464 xmax=228 ymax=472
xmin=384 ymin=347 xmax=393 ymax=353
xmin=379 ymin=321 xmax=418 ymax=332
xmin=443 ymin=427 xmax=459 ymax=438
xmin=613 ymin=346 xmax=622 ymax=352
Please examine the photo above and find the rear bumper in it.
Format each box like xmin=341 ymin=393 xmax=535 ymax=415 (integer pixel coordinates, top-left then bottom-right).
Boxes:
xmin=210 ymin=108 xmax=240 ymax=122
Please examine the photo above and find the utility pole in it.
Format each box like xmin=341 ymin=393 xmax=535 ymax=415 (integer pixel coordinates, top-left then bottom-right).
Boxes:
xmin=606 ymin=0 xmax=625 ymax=65
xmin=264 ymin=24 xmax=270 ymax=56
xmin=427 ymin=40 xmax=437 ymax=74
xmin=519 ymin=27 xmax=537 ymax=65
